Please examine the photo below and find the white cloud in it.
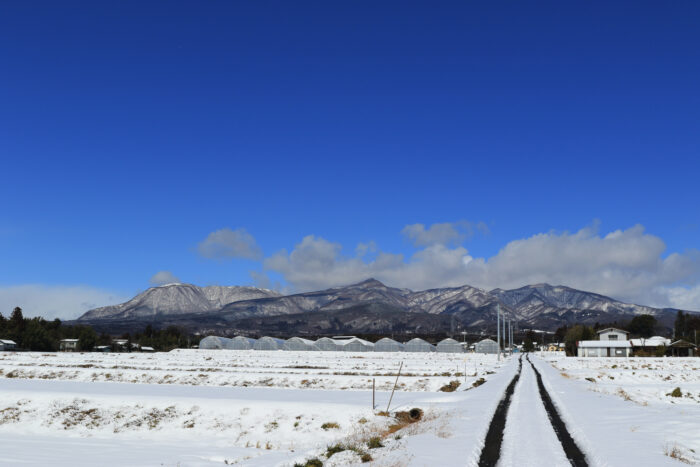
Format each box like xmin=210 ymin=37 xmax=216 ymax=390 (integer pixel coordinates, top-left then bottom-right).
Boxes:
xmin=665 ymin=285 xmax=700 ymax=311
xmin=149 ymin=271 xmax=180 ymax=286
xmin=263 ymin=224 xmax=700 ymax=310
xmin=197 ymin=228 xmax=262 ymax=260
xmin=355 ymin=241 xmax=377 ymax=257
xmin=0 ymin=285 xmax=128 ymax=320
xmin=401 ymin=221 xmax=488 ymax=247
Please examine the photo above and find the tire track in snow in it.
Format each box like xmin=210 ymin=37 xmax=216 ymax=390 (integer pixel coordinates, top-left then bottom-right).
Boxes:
xmin=499 ymin=354 xmax=570 ymax=466
xmin=526 ymin=355 xmax=589 ymax=467
xmin=478 ymin=355 xmax=522 ymax=467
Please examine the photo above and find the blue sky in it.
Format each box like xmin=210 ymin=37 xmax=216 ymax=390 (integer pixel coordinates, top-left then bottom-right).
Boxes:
xmin=1 ymin=2 xmax=699 ymax=318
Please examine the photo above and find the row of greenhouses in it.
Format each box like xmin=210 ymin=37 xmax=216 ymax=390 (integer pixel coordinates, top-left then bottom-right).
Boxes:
xmin=198 ymin=335 xmax=498 ymax=353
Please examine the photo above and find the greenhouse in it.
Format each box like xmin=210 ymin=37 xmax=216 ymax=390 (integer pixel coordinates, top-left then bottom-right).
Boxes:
xmin=198 ymin=336 xmax=231 ymax=350
xmin=373 ymin=337 xmax=403 ymax=352
xmin=404 ymin=337 xmax=436 ymax=353
xmin=253 ymin=336 xmax=284 ymax=351
xmin=475 ymin=338 xmax=499 ymax=354
xmin=339 ymin=337 xmax=374 ymax=352
xmin=436 ymin=338 xmax=463 ymax=353
xmin=226 ymin=336 xmax=257 ymax=350
xmin=314 ymin=337 xmax=339 ymax=351
xmin=282 ymin=337 xmax=319 ymax=351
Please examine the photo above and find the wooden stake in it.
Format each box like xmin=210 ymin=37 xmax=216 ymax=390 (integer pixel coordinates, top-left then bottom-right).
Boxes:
xmin=372 ymin=378 xmax=375 ymax=410
xmin=386 ymin=361 xmax=403 ymax=413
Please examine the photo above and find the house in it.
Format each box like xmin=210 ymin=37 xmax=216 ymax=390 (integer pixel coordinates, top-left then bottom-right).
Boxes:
xmin=597 ymin=328 xmax=630 ymax=341
xmin=574 ymin=328 xmax=633 ymax=356
xmin=59 ymin=339 xmax=79 ymax=352
xmin=576 ymin=328 xmax=632 ymax=357
xmin=0 ymin=339 xmax=17 ymax=351
xmin=111 ymin=339 xmax=133 ymax=352
xmin=667 ymin=340 xmax=697 ymax=357
xmin=577 ymin=340 xmax=631 ymax=357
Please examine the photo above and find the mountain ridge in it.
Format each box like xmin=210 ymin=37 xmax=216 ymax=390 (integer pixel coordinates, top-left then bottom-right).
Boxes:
xmin=75 ymin=278 xmax=693 ymax=334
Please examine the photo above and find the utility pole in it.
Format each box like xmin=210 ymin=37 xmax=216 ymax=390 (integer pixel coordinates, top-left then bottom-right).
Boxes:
xmin=508 ymin=320 xmax=512 ymax=353
xmin=506 ymin=320 xmax=509 ymax=352
xmin=497 ymin=304 xmax=501 ymax=361
xmin=503 ymin=314 xmax=506 ymax=355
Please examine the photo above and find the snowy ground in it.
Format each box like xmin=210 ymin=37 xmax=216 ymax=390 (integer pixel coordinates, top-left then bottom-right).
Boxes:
xmin=1 ymin=351 xmax=698 ymax=466
xmin=0 ymin=349 xmax=492 ymax=392
xmin=546 ymin=354 xmax=700 ymax=406
xmin=540 ymin=354 xmax=700 ymax=466
xmin=0 ymin=350 xmax=507 ymax=466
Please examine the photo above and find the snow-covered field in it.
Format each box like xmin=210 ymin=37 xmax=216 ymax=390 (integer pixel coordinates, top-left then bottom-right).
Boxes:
xmin=0 ymin=349 xmax=491 ymax=392
xmin=0 ymin=349 xmax=507 ymax=466
xmin=1 ymin=351 xmax=699 ymax=466
xmin=547 ymin=355 xmax=700 ymax=406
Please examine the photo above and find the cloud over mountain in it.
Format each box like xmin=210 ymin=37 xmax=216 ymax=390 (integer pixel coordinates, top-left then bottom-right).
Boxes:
xmin=198 ymin=228 xmax=262 ymax=260
xmin=262 ymin=223 xmax=700 ymax=310
xmin=149 ymin=271 xmax=180 ymax=286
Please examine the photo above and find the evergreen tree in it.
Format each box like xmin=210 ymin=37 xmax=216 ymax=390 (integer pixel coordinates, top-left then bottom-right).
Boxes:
xmin=22 ymin=319 xmax=53 ymax=351
xmin=674 ymin=311 xmax=687 ymax=339
xmin=564 ymin=324 xmax=595 ymax=356
xmin=78 ymin=326 xmax=97 ymax=351
xmin=9 ymin=307 xmax=25 ymax=345
xmin=523 ymin=330 xmax=536 ymax=352
xmin=628 ymin=314 xmax=656 ymax=338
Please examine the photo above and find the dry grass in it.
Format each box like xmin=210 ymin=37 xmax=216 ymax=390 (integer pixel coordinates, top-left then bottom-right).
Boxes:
xmin=439 ymin=380 xmax=461 ymax=392
xmin=664 ymin=443 xmax=693 ymax=464
xmin=616 ymin=388 xmax=632 ymax=402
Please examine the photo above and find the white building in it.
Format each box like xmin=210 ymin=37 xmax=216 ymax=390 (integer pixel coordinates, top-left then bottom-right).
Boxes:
xmin=59 ymin=338 xmax=79 ymax=352
xmin=577 ymin=328 xmax=631 ymax=357
xmin=577 ymin=340 xmax=631 ymax=357
xmin=0 ymin=339 xmax=17 ymax=351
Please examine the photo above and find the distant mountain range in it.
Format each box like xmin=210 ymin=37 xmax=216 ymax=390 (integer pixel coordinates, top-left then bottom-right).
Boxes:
xmin=74 ymin=279 xmax=690 ymax=336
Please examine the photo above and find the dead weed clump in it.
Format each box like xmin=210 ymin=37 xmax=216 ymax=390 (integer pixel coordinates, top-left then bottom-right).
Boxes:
xmin=616 ymin=388 xmax=632 ymax=402
xmin=472 ymin=378 xmax=486 ymax=388
xmin=0 ymin=407 xmax=21 ymax=424
xmin=664 ymin=443 xmax=693 ymax=464
xmin=439 ymin=380 xmax=461 ymax=392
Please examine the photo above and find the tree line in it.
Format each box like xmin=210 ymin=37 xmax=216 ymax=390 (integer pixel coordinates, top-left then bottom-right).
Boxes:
xmin=0 ymin=307 xmax=200 ymax=352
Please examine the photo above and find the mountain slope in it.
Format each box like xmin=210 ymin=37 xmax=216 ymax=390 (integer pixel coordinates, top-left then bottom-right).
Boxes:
xmin=489 ymin=284 xmax=660 ymax=321
xmin=76 ymin=279 xmax=692 ymax=333
xmin=78 ymin=283 xmax=280 ymax=321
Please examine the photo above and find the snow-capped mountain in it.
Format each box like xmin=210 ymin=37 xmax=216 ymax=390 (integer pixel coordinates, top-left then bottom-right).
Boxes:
xmin=489 ymin=284 xmax=660 ymax=321
xmin=76 ymin=279 xmax=688 ymax=333
xmin=78 ymin=283 xmax=280 ymax=321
